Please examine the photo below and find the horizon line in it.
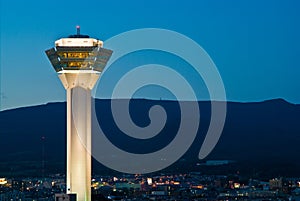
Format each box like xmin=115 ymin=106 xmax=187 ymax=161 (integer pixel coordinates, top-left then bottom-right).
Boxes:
xmin=0 ymin=97 xmax=298 ymax=113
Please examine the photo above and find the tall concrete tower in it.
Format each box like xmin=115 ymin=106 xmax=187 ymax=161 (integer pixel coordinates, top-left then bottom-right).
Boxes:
xmin=45 ymin=27 xmax=112 ymax=201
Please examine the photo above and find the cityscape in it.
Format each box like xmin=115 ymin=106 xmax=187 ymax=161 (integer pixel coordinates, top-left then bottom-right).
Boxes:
xmin=1 ymin=171 xmax=300 ymax=200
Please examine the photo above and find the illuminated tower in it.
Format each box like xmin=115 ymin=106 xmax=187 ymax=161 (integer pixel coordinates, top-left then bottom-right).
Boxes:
xmin=45 ymin=26 xmax=112 ymax=201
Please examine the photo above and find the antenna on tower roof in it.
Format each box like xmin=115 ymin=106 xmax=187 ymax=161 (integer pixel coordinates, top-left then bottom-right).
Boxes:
xmin=76 ymin=25 xmax=80 ymax=35
xmin=68 ymin=26 xmax=89 ymax=38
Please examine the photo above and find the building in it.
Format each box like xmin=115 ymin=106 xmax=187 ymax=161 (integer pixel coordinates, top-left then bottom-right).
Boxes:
xmin=45 ymin=26 xmax=112 ymax=201
xmin=269 ymin=178 xmax=283 ymax=190
xmin=55 ymin=193 xmax=76 ymax=201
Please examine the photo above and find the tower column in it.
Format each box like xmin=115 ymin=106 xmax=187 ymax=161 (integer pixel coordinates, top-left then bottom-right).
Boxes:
xmin=67 ymin=86 xmax=92 ymax=201
xmin=60 ymin=72 xmax=99 ymax=201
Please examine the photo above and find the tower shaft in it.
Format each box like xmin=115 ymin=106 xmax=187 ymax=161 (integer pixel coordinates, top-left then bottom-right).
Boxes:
xmin=60 ymin=72 xmax=99 ymax=201
xmin=67 ymin=87 xmax=91 ymax=201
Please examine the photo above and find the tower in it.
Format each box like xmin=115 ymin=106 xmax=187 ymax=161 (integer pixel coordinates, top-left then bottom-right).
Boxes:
xmin=45 ymin=27 xmax=112 ymax=201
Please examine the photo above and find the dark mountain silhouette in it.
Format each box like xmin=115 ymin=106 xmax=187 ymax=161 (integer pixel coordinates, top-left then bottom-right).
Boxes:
xmin=0 ymin=99 xmax=299 ymax=178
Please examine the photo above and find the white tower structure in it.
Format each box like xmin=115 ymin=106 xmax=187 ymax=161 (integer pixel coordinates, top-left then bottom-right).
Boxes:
xmin=45 ymin=26 xmax=112 ymax=201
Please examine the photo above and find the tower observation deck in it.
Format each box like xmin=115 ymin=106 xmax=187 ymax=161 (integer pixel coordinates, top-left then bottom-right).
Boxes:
xmin=45 ymin=27 xmax=112 ymax=201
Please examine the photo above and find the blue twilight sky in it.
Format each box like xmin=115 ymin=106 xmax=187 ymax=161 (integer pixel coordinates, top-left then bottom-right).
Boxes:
xmin=0 ymin=0 xmax=300 ymax=110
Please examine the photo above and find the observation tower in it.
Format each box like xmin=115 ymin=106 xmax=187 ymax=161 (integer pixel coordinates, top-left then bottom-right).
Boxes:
xmin=45 ymin=26 xmax=112 ymax=201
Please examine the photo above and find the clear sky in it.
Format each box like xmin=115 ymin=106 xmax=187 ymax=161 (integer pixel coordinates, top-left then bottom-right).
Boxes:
xmin=0 ymin=0 xmax=300 ymax=110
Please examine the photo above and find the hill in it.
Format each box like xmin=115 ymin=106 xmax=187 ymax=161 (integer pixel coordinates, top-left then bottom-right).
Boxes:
xmin=0 ymin=99 xmax=299 ymax=178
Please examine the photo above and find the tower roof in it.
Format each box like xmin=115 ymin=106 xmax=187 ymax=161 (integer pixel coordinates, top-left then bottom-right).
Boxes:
xmin=68 ymin=34 xmax=90 ymax=38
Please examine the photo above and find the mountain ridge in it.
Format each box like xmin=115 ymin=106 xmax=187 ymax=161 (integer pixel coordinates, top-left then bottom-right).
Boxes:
xmin=1 ymin=97 xmax=298 ymax=113
xmin=0 ymin=98 xmax=299 ymax=177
